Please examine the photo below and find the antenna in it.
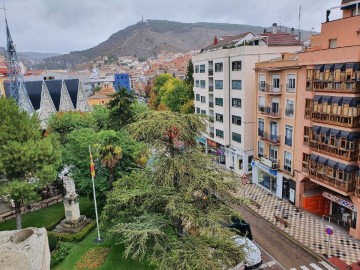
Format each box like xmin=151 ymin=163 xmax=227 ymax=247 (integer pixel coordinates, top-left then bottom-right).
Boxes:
xmin=297 ymin=5 xmax=302 ymax=41
xmin=1 ymin=0 xmax=7 ymax=19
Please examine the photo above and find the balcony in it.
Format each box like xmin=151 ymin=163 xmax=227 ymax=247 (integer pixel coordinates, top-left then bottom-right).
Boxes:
xmin=209 ymin=117 xmax=214 ymax=123
xmin=312 ymin=81 xmax=360 ymax=94
xmin=304 ymin=167 xmax=356 ymax=194
xmin=286 ymin=83 xmax=296 ymax=93
xmin=209 ymin=132 xmax=214 ymax=138
xmin=208 ymin=69 xmax=213 ymax=76
xmin=209 ymin=86 xmax=214 ymax=92
xmin=209 ymin=102 xmax=214 ymax=108
xmin=311 ymin=111 xmax=360 ymax=128
xmin=259 ymin=131 xmax=281 ymax=145
xmin=259 ymin=84 xmax=282 ymax=95
xmin=309 ymin=141 xmax=358 ymax=162
xmin=259 ymin=106 xmax=281 ymax=118
xmin=260 ymin=156 xmax=280 ymax=170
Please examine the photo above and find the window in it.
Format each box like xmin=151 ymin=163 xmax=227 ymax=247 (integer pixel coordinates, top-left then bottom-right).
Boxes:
xmin=232 ymin=80 xmax=242 ymax=90
xmin=215 ymin=80 xmax=223 ymax=89
xmin=216 ymin=129 xmax=224 ymax=138
xmin=272 ymin=75 xmax=280 ymax=90
xmin=285 ymin=99 xmax=295 ymax=118
xmin=287 ymin=74 xmax=296 ymax=92
xmin=232 ymin=132 xmax=241 ymax=143
xmin=195 ymin=65 xmax=199 ymax=73
xmin=329 ymin=39 xmax=337 ymax=49
xmin=258 ymin=96 xmax=265 ymax=112
xmin=232 ymin=115 xmax=241 ymax=125
xmin=258 ymin=141 xmax=264 ymax=158
xmin=258 ymin=118 xmax=264 ymax=136
xmin=232 ymin=61 xmax=242 ymax=71
xmin=215 ymin=113 xmax=223 ymax=122
xmin=201 ymin=110 xmax=206 ymax=115
xmin=215 ymin=98 xmax=223 ymax=106
xmin=200 ymin=80 xmax=206 ymax=88
xmin=259 ymin=74 xmax=266 ymax=91
xmin=284 ymin=151 xmax=292 ymax=172
xmin=195 ymin=80 xmax=199 ymax=87
xmin=196 ymin=107 xmax=200 ymax=114
xmin=232 ymin=98 xmax=241 ymax=108
xmin=285 ymin=125 xmax=293 ymax=147
xmin=269 ymin=145 xmax=278 ymax=161
xmin=199 ymin=65 xmax=205 ymax=73
xmin=195 ymin=94 xmax=200 ymax=101
xmin=215 ymin=62 xmax=223 ymax=72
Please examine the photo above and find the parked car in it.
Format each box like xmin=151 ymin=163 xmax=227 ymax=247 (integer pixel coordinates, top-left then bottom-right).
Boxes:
xmin=224 ymin=216 xmax=253 ymax=240
xmin=232 ymin=236 xmax=262 ymax=269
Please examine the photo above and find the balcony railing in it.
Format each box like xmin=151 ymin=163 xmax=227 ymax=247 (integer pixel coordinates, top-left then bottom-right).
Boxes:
xmin=209 ymin=86 xmax=214 ymax=92
xmin=304 ymin=167 xmax=356 ymax=193
xmin=259 ymin=106 xmax=281 ymax=118
xmin=259 ymin=156 xmax=280 ymax=169
xmin=310 ymin=111 xmax=360 ymax=128
xmin=208 ymin=69 xmax=213 ymax=76
xmin=209 ymin=102 xmax=214 ymax=108
xmin=259 ymin=131 xmax=281 ymax=145
xmin=312 ymin=81 xmax=360 ymax=94
xmin=309 ymin=141 xmax=358 ymax=162
xmin=286 ymin=83 xmax=296 ymax=93
xmin=259 ymin=84 xmax=282 ymax=95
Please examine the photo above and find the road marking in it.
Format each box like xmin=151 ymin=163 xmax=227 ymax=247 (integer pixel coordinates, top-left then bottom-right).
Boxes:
xmin=309 ymin=263 xmax=323 ymax=270
xmin=300 ymin=266 xmax=310 ymax=270
xmin=258 ymin=261 xmax=277 ymax=269
xmin=319 ymin=261 xmax=336 ymax=270
xmin=253 ymin=240 xmax=286 ymax=270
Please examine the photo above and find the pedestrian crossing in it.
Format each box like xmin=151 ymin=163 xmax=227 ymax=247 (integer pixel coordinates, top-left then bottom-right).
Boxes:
xmin=289 ymin=261 xmax=337 ymax=270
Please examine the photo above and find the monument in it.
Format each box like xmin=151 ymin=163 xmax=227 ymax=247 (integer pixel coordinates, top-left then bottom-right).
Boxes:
xmin=53 ymin=166 xmax=90 ymax=233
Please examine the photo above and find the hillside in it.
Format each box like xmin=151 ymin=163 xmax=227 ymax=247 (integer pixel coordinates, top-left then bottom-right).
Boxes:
xmin=44 ymin=20 xmax=313 ymax=69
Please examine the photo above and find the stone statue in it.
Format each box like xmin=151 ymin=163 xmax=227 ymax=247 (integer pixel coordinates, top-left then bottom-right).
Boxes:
xmin=59 ymin=166 xmax=77 ymax=198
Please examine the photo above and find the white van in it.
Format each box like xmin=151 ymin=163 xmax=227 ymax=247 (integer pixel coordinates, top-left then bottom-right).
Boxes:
xmin=232 ymin=236 xmax=262 ymax=269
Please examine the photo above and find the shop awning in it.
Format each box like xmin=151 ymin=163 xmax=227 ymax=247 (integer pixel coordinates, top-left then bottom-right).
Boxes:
xmin=331 ymin=96 xmax=343 ymax=105
xmin=348 ymin=132 xmax=360 ymax=141
xmin=324 ymin=64 xmax=334 ymax=71
xmin=322 ymin=96 xmax=332 ymax=104
xmin=314 ymin=95 xmax=322 ymax=103
xmin=335 ymin=63 xmax=346 ymax=71
xmin=327 ymin=159 xmax=338 ymax=169
xmin=343 ymin=97 xmax=359 ymax=107
xmin=318 ymin=156 xmax=329 ymax=165
xmin=330 ymin=128 xmax=341 ymax=137
xmin=345 ymin=63 xmax=360 ymax=70
xmin=345 ymin=165 xmax=358 ymax=173
xmin=315 ymin=65 xmax=324 ymax=71
xmin=310 ymin=154 xmax=319 ymax=161
xmin=320 ymin=127 xmax=330 ymax=135
xmin=312 ymin=125 xmax=321 ymax=133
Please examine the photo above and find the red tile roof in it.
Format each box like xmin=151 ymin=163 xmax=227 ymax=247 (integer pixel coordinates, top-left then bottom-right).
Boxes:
xmin=203 ymin=32 xmax=252 ymax=50
xmin=260 ymin=32 xmax=301 ymax=46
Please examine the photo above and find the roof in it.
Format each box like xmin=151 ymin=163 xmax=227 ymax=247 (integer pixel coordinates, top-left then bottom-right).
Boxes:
xmin=45 ymin=80 xmax=62 ymax=111
xmin=25 ymin=69 xmax=46 ymax=76
xmin=24 ymin=81 xmax=43 ymax=110
xmin=203 ymin=32 xmax=252 ymax=50
xmin=260 ymin=32 xmax=301 ymax=46
xmin=64 ymin=79 xmax=79 ymax=108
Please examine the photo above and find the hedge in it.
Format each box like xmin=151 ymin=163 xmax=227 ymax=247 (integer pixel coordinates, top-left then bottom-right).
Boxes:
xmin=48 ymin=221 xmax=96 ymax=242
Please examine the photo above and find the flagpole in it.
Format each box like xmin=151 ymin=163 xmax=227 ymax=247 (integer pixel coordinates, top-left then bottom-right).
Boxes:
xmin=89 ymin=145 xmax=102 ymax=242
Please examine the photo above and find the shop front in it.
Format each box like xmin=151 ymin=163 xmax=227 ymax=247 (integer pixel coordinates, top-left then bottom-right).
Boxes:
xmin=251 ymin=160 xmax=278 ymax=196
xmin=196 ymin=136 xmax=207 ymax=153
xmin=207 ymin=139 xmax=225 ymax=165
xmin=282 ymin=177 xmax=296 ymax=205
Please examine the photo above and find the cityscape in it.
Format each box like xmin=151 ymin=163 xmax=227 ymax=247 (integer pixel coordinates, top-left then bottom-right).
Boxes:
xmin=0 ymin=0 xmax=360 ymax=269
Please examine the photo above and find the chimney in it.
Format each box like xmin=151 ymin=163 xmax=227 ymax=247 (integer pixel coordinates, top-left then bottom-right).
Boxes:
xmin=290 ymin=27 xmax=295 ymax=35
xmin=272 ymin=23 xmax=278 ymax=34
xmin=213 ymin=36 xmax=218 ymax=45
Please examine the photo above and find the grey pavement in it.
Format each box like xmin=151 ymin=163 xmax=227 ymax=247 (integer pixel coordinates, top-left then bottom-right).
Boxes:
xmin=233 ymin=183 xmax=360 ymax=265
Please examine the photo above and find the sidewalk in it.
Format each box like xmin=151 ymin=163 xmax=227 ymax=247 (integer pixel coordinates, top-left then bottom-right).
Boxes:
xmin=233 ymin=183 xmax=360 ymax=266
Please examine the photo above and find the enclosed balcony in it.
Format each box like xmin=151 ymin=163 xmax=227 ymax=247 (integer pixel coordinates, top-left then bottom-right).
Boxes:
xmin=309 ymin=125 xmax=360 ymax=161
xmin=259 ymin=156 xmax=280 ymax=170
xmin=209 ymin=86 xmax=214 ymax=92
xmin=303 ymin=154 xmax=358 ymax=194
xmin=259 ymin=105 xmax=281 ymax=118
xmin=208 ymin=69 xmax=213 ymax=76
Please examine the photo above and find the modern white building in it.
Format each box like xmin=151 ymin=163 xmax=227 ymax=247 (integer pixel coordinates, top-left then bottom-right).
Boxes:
xmin=193 ymin=24 xmax=302 ymax=176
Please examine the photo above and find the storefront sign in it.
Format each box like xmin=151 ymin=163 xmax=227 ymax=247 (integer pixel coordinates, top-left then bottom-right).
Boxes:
xmin=260 ymin=157 xmax=273 ymax=168
xmin=322 ymin=191 xmax=355 ymax=211
xmin=207 ymin=139 xmax=217 ymax=148
xmin=251 ymin=161 xmax=277 ymax=177
xmin=196 ymin=137 xmax=207 ymax=144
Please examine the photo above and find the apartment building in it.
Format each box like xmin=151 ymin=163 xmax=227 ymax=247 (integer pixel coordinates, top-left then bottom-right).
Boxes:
xmin=193 ymin=27 xmax=302 ymax=176
xmin=295 ymin=0 xmax=360 ymax=238
xmin=253 ymin=53 xmax=299 ymax=204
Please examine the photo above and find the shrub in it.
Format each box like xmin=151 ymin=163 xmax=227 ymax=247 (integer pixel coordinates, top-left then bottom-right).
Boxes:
xmin=48 ymin=221 xmax=96 ymax=242
xmin=48 ymin=233 xmax=59 ymax=252
xmin=50 ymin=242 xmax=72 ymax=267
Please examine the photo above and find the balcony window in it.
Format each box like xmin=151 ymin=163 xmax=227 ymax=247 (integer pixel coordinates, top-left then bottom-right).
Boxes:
xmin=232 ymin=115 xmax=241 ymax=125
xmin=284 ymin=151 xmax=292 ymax=172
xmin=215 ymin=113 xmax=223 ymax=122
xmin=329 ymin=39 xmax=337 ymax=49
xmin=195 ymin=80 xmax=199 ymax=87
xmin=232 ymin=80 xmax=242 ymax=90
xmin=232 ymin=132 xmax=241 ymax=143
xmin=258 ymin=141 xmax=264 ymax=158
xmin=269 ymin=145 xmax=278 ymax=161
xmin=259 ymin=74 xmax=266 ymax=91
xmin=196 ymin=107 xmax=200 ymax=114
xmin=272 ymin=75 xmax=280 ymax=91
xmin=215 ymin=98 xmax=223 ymax=106
xmin=200 ymin=80 xmax=206 ymax=88
xmin=285 ymin=125 xmax=293 ymax=147
xmin=201 ymin=110 xmax=206 ymax=115
xmin=232 ymin=61 xmax=242 ymax=71
xmin=258 ymin=119 xmax=264 ymax=135
xmin=258 ymin=96 xmax=265 ymax=111
xmin=216 ymin=129 xmax=224 ymax=138
xmin=304 ymin=126 xmax=310 ymax=144
xmin=195 ymin=94 xmax=200 ymax=101
xmin=201 ymin=96 xmax=206 ymax=103
xmin=195 ymin=65 xmax=199 ymax=73
xmin=215 ymin=63 xmax=223 ymax=72
xmin=199 ymin=65 xmax=205 ymax=73
xmin=287 ymin=74 xmax=296 ymax=92
xmin=215 ymin=80 xmax=223 ymax=89
xmin=285 ymin=99 xmax=295 ymax=118
xmin=232 ymin=98 xmax=241 ymax=108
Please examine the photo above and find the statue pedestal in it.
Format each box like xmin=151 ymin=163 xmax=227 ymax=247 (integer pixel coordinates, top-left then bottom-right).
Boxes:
xmin=53 ymin=195 xmax=90 ymax=234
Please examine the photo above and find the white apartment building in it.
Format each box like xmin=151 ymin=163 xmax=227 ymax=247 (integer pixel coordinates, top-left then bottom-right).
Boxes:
xmin=193 ymin=24 xmax=302 ymax=176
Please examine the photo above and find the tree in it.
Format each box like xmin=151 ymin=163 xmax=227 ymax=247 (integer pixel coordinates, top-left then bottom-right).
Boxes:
xmin=102 ymin=111 xmax=244 ymax=270
xmin=0 ymin=98 xmax=62 ymax=229
xmin=184 ymin=59 xmax=194 ymax=89
xmin=91 ymin=105 xmax=110 ymax=130
xmin=107 ymin=87 xmax=135 ymax=130
xmin=180 ymin=99 xmax=194 ymax=114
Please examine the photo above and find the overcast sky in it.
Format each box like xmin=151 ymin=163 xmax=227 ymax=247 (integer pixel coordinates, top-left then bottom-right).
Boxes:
xmin=1 ymin=0 xmax=342 ymax=54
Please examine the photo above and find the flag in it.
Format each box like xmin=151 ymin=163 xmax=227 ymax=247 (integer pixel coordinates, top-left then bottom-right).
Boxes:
xmin=90 ymin=149 xmax=95 ymax=177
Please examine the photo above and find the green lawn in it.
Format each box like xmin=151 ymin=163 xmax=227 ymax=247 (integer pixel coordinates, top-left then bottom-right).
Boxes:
xmin=0 ymin=197 xmax=95 ymax=231
xmin=53 ymin=230 xmax=153 ymax=270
